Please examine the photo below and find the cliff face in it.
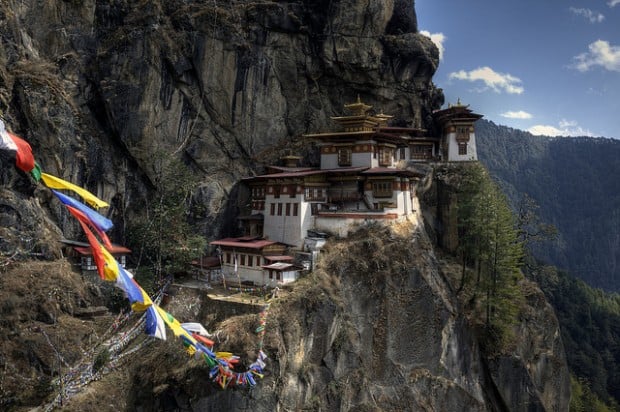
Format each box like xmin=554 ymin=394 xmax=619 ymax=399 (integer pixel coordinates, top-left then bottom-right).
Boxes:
xmin=122 ymin=223 xmax=569 ymax=412
xmin=0 ymin=0 xmax=442 ymax=248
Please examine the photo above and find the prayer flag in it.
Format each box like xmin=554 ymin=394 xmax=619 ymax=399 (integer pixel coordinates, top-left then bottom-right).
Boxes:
xmin=145 ymin=305 xmax=167 ymax=340
xmin=132 ymin=283 xmax=153 ymax=312
xmin=115 ymin=267 xmax=152 ymax=312
xmin=0 ymin=120 xmax=37 ymax=174
xmin=99 ymin=245 xmax=119 ymax=281
xmin=30 ymin=161 xmax=42 ymax=181
xmin=65 ymin=204 xmax=113 ymax=250
xmin=155 ymin=305 xmax=198 ymax=344
xmin=76 ymin=219 xmax=106 ymax=279
xmin=53 ymin=190 xmax=113 ymax=231
xmin=181 ymin=322 xmax=210 ymax=337
xmin=41 ymin=173 xmax=109 ymax=208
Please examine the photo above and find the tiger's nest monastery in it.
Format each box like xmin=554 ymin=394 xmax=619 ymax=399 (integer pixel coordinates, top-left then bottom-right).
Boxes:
xmin=211 ymin=99 xmax=482 ymax=286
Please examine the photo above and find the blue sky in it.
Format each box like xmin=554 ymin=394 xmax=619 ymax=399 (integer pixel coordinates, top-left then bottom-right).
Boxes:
xmin=416 ymin=0 xmax=620 ymax=138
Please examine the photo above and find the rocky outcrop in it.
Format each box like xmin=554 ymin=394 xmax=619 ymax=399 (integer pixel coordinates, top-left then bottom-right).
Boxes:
xmin=0 ymin=0 xmax=442 ymax=246
xmin=124 ymin=223 xmax=569 ymax=411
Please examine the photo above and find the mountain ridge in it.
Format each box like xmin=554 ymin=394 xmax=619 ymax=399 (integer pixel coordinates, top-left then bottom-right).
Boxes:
xmin=476 ymin=118 xmax=620 ymax=291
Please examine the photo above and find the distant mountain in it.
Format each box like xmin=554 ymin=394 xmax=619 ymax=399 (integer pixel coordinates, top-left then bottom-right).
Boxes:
xmin=476 ymin=119 xmax=620 ymax=291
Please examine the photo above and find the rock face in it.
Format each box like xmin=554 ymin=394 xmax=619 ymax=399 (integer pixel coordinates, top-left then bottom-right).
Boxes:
xmin=126 ymin=224 xmax=570 ymax=412
xmin=0 ymin=0 xmax=442 ymax=246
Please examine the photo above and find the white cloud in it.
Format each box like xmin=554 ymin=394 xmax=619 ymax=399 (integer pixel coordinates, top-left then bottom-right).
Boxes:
xmin=559 ymin=119 xmax=577 ymax=128
xmin=420 ymin=30 xmax=446 ymax=60
xmin=528 ymin=119 xmax=594 ymax=137
xmin=609 ymin=0 xmax=620 ymax=7
xmin=569 ymin=7 xmax=605 ymax=23
xmin=501 ymin=110 xmax=532 ymax=119
xmin=448 ymin=66 xmax=524 ymax=94
xmin=572 ymin=40 xmax=620 ymax=72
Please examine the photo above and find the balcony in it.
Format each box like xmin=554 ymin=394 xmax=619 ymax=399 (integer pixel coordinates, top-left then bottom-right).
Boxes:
xmin=327 ymin=189 xmax=363 ymax=203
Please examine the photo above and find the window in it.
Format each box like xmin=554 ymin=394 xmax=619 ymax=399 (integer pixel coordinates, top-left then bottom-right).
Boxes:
xmin=248 ymin=255 xmax=253 ymax=267
xmin=289 ymin=185 xmax=296 ymax=198
xmin=293 ymin=203 xmax=299 ymax=216
xmin=240 ymin=255 xmax=246 ymax=266
xmin=270 ymin=203 xmax=275 ymax=215
xmin=372 ymin=180 xmax=393 ymax=198
xmin=458 ymin=142 xmax=468 ymax=155
xmin=273 ymin=186 xmax=281 ymax=198
xmin=226 ymin=253 xmax=231 ymax=264
xmin=277 ymin=203 xmax=283 ymax=216
xmin=411 ymin=145 xmax=433 ymax=160
xmin=379 ymin=147 xmax=392 ymax=166
xmin=311 ymin=203 xmax=319 ymax=215
xmin=286 ymin=203 xmax=291 ymax=216
xmin=269 ymin=271 xmax=274 ymax=279
xmin=338 ymin=148 xmax=352 ymax=166
xmin=399 ymin=147 xmax=406 ymax=160
xmin=252 ymin=186 xmax=265 ymax=199
xmin=276 ymin=272 xmax=281 ymax=281
xmin=305 ymin=188 xmax=326 ymax=201
xmin=456 ymin=126 xmax=470 ymax=141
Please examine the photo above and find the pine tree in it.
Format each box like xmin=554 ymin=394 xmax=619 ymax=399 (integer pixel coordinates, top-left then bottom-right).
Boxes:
xmin=454 ymin=163 xmax=524 ymax=344
xmin=127 ymin=152 xmax=206 ymax=286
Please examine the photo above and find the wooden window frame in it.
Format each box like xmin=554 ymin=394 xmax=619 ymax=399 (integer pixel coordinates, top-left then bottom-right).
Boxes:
xmin=372 ymin=180 xmax=393 ymax=198
xmin=379 ymin=147 xmax=392 ymax=166
xmin=338 ymin=148 xmax=352 ymax=166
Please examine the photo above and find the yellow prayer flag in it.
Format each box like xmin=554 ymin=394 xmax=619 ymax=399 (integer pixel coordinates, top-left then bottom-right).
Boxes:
xmin=131 ymin=287 xmax=153 ymax=312
xmin=155 ymin=305 xmax=197 ymax=344
xmin=100 ymin=246 xmax=119 ymax=281
xmin=41 ymin=173 xmax=109 ymax=208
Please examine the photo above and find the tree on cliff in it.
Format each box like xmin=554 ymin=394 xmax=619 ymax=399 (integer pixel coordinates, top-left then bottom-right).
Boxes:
xmin=455 ymin=163 xmax=524 ymax=343
xmin=127 ymin=152 xmax=206 ymax=285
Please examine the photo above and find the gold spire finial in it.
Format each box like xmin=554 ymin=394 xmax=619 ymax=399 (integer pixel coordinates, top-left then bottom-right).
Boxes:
xmin=344 ymin=95 xmax=372 ymax=116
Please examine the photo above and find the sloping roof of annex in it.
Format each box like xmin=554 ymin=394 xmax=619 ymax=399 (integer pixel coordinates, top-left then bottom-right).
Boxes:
xmin=210 ymin=237 xmax=280 ymax=249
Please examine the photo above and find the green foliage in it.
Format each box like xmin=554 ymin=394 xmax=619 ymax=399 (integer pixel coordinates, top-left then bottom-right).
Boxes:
xmin=127 ymin=153 xmax=206 ymax=281
xmin=530 ymin=263 xmax=620 ymax=408
xmin=93 ymin=348 xmax=110 ymax=373
xmin=452 ymin=163 xmax=524 ymax=344
xmin=570 ymin=375 xmax=619 ymax=412
xmin=477 ymin=119 xmax=620 ymax=291
xmin=515 ymin=193 xmax=558 ymax=247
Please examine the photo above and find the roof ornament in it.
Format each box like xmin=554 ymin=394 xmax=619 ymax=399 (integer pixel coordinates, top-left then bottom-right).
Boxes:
xmin=448 ymin=98 xmax=469 ymax=109
xmin=344 ymin=94 xmax=372 ymax=116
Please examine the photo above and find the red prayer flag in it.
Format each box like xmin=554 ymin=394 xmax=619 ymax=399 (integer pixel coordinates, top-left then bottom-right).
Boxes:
xmin=66 ymin=205 xmax=113 ymax=250
xmin=6 ymin=132 xmax=36 ymax=173
xmin=76 ymin=219 xmax=106 ymax=279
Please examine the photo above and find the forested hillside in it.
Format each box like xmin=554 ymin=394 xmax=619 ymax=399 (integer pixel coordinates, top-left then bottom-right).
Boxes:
xmin=476 ymin=119 xmax=620 ymax=291
xmin=529 ymin=263 xmax=620 ymax=410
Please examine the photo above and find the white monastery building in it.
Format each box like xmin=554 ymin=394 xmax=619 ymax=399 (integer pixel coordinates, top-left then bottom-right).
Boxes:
xmin=211 ymin=98 xmax=482 ymax=286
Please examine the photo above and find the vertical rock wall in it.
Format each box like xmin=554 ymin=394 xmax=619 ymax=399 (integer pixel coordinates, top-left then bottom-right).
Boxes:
xmin=0 ymin=0 xmax=443 ymax=246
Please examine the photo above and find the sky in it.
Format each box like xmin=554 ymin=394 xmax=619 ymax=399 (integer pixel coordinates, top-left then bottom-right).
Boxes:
xmin=416 ymin=0 xmax=620 ymax=139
